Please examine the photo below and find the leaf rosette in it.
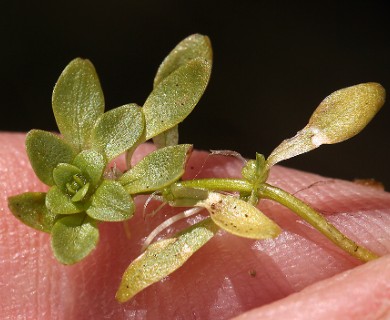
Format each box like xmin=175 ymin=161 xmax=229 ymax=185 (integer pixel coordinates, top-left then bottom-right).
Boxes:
xmin=9 ymin=59 xmax=144 ymax=264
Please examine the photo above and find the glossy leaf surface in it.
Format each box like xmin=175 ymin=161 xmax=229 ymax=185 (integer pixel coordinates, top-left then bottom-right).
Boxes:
xmin=26 ymin=130 xmax=76 ymax=186
xmin=92 ymin=104 xmax=145 ymax=161
xmin=8 ymin=192 xmax=56 ymax=233
xmin=116 ymin=218 xmax=218 ymax=302
xmin=51 ymin=213 xmax=99 ymax=265
xmin=198 ymin=192 xmax=281 ymax=239
xmin=120 ymin=144 xmax=192 ymax=194
xmin=52 ymin=58 xmax=104 ymax=152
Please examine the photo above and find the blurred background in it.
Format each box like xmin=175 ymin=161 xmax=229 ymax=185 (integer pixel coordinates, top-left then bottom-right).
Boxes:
xmin=1 ymin=1 xmax=390 ymax=187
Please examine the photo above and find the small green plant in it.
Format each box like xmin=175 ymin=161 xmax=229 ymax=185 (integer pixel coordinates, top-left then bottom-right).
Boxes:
xmin=8 ymin=34 xmax=386 ymax=302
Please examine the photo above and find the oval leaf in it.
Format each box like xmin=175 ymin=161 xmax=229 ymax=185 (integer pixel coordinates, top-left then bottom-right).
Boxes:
xmin=91 ymin=104 xmax=145 ymax=161
xmin=52 ymin=58 xmax=105 ymax=152
xmin=120 ymin=144 xmax=192 ymax=194
xmin=197 ymin=192 xmax=281 ymax=239
xmin=51 ymin=213 xmax=99 ymax=264
xmin=26 ymin=130 xmax=76 ymax=186
xmin=87 ymin=180 xmax=135 ymax=222
xmin=267 ymin=83 xmax=386 ymax=167
xmin=73 ymin=150 xmax=105 ymax=189
xmin=143 ymin=58 xmax=211 ymax=140
xmin=46 ymin=186 xmax=86 ymax=215
xmin=152 ymin=35 xmax=212 ymax=148
xmin=8 ymin=192 xmax=56 ymax=233
xmin=154 ymin=34 xmax=212 ymax=87
xmin=116 ymin=218 xmax=218 ymax=302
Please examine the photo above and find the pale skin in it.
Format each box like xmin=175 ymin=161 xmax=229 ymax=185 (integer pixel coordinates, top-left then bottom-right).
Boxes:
xmin=1 ymin=132 xmax=389 ymax=319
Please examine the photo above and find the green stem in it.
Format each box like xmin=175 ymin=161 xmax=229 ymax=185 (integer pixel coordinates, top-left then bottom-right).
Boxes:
xmin=260 ymin=183 xmax=378 ymax=262
xmin=176 ymin=178 xmax=379 ymax=262
xmin=178 ymin=178 xmax=252 ymax=193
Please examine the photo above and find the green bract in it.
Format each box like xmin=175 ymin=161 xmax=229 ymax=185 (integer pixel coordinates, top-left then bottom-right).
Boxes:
xmin=7 ymin=34 xmax=385 ymax=302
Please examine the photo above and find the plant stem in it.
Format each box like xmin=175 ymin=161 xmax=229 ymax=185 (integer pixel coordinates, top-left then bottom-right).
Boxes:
xmin=177 ymin=178 xmax=379 ymax=262
xmin=260 ymin=183 xmax=379 ymax=262
xmin=178 ymin=178 xmax=252 ymax=193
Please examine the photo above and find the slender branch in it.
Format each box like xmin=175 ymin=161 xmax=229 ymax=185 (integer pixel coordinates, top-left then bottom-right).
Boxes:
xmin=260 ymin=183 xmax=379 ymax=262
xmin=178 ymin=178 xmax=252 ymax=193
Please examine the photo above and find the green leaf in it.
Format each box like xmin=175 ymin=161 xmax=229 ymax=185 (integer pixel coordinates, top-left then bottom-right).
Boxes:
xmin=152 ymin=126 xmax=179 ymax=149
xmin=143 ymin=58 xmax=212 ymax=140
xmin=154 ymin=34 xmax=212 ymax=87
xmin=51 ymin=213 xmax=99 ymax=264
xmin=72 ymin=183 xmax=90 ymax=202
xmin=120 ymin=144 xmax=192 ymax=194
xmin=26 ymin=130 xmax=76 ymax=186
xmin=151 ymin=34 xmax=212 ymax=148
xmin=46 ymin=186 xmax=86 ymax=215
xmin=91 ymin=103 xmax=145 ymax=161
xmin=8 ymin=192 xmax=57 ymax=233
xmin=197 ymin=192 xmax=281 ymax=239
xmin=87 ymin=180 xmax=135 ymax=222
xmin=73 ymin=150 xmax=105 ymax=189
xmin=52 ymin=58 xmax=105 ymax=152
xmin=116 ymin=217 xmax=218 ymax=302
xmin=267 ymin=83 xmax=386 ymax=167
xmin=241 ymin=153 xmax=267 ymax=184
xmin=53 ymin=163 xmax=82 ymax=193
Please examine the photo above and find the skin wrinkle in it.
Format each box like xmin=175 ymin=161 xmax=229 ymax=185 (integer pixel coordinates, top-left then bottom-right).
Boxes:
xmin=1 ymin=132 xmax=390 ymax=319
xmin=233 ymin=255 xmax=390 ymax=320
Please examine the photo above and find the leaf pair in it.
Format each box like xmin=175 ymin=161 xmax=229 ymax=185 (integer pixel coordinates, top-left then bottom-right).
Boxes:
xmin=54 ymin=58 xmax=145 ymax=162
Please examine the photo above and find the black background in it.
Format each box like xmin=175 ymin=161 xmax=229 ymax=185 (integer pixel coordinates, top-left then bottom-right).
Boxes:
xmin=1 ymin=1 xmax=390 ymax=187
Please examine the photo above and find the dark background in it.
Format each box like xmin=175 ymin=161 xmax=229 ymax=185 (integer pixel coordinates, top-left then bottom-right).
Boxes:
xmin=1 ymin=1 xmax=390 ymax=188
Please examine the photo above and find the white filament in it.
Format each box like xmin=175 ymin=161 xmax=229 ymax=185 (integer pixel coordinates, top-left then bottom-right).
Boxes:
xmin=141 ymin=207 xmax=203 ymax=252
